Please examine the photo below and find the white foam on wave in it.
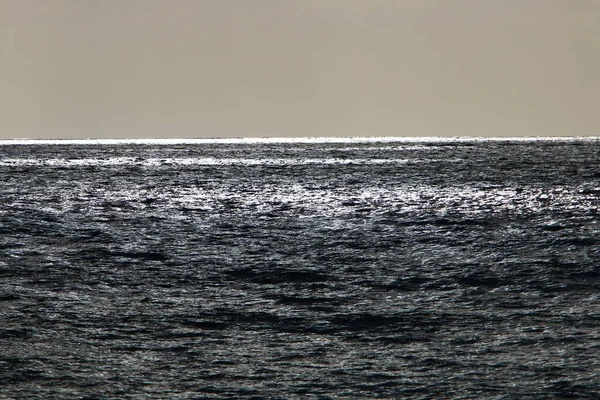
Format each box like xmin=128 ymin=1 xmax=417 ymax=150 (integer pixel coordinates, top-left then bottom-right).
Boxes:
xmin=0 ymin=136 xmax=599 ymax=145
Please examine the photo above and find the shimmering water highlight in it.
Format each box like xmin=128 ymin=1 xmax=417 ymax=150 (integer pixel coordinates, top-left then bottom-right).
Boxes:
xmin=1 ymin=139 xmax=599 ymax=399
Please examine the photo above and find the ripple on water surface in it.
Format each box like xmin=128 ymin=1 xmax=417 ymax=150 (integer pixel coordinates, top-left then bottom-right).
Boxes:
xmin=1 ymin=139 xmax=600 ymax=398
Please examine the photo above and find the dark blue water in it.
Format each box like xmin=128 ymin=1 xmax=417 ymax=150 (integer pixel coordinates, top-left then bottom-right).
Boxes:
xmin=1 ymin=138 xmax=600 ymax=399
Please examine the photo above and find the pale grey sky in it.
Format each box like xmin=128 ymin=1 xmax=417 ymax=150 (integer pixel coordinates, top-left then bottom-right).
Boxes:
xmin=1 ymin=0 xmax=599 ymax=139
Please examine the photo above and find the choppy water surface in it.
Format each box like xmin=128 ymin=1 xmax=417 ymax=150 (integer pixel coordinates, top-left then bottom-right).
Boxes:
xmin=1 ymin=138 xmax=600 ymax=399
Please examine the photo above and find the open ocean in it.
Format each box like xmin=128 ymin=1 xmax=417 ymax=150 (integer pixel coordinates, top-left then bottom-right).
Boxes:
xmin=1 ymin=138 xmax=600 ymax=399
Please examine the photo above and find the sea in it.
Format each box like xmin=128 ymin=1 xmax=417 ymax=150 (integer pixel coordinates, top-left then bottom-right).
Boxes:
xmin=1 ymin=137 xmax=599 ymax=399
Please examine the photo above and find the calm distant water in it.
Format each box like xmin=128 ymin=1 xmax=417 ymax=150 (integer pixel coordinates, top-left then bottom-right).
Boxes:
xmin=1 ymin=138 xmax=600 ymax=399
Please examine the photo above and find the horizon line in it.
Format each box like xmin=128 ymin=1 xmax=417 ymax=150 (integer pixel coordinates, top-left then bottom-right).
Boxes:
xmin=1 ymin=136 xmax=600 ymax=145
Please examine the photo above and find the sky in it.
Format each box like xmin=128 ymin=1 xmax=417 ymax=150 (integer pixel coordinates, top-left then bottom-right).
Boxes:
xmin=1 ymin=0 xmax=599 ymax=139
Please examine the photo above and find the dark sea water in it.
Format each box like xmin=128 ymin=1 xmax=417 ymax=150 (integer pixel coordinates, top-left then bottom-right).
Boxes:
xmin=1 ymin=138 xmax=600 ymax=399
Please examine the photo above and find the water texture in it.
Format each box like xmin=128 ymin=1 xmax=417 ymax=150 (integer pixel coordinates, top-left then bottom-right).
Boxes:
xmin=1 ymin=139 xmax=599 ymax=399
